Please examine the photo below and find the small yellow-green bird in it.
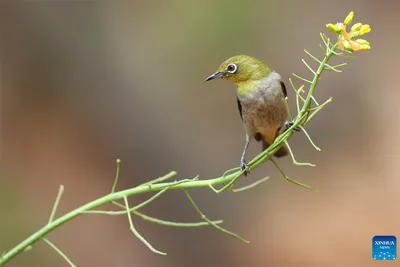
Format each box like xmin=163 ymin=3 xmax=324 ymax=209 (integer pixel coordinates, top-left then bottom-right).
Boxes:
xmin=206 ymin=55 xmax=292 ymax=175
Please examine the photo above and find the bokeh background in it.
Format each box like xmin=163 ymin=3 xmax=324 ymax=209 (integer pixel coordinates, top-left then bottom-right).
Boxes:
xmin=0 ymin=0 xmax=399 ymax=266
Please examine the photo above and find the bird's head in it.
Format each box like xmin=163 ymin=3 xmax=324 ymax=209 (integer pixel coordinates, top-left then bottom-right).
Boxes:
xmin=205 ymin=55 xmax=272 ymax=85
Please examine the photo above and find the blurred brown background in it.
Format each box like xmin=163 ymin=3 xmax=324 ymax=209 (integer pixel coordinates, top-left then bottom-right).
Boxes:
xmin=0 ymin=0 xmax=399 ymax=266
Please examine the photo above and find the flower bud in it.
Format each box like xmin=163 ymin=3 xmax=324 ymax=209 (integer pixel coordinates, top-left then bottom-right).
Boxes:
xmin=359 ymin=44 xmax=371 ymax=51
xmin=351 ymin=23 xmax=362 ymax=32
xmin=355 ymin=39 xmax=370 ymax=45
xmin=351 ymin=31 xmax=361 ymax=38
xmin=344 ymin=11 xmax=354 ymax=25
xmin=326 ymin=23 xmax=339 ymax=34
xmin=343 ymin=40 xmax=353 ymax=52
xmin=326 ymin=23 xmax=344 ymax=34
xmin=360 ymin=24 xmax=371 ymax=35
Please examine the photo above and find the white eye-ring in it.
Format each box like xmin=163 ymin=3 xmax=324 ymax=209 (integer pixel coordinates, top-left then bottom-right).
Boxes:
xmin=226 ymin=63 xmax=238 ymax=73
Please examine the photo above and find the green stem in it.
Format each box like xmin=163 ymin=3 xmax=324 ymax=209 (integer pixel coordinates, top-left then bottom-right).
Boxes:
xmin=299 ymin=43 xmax=338 ymax=122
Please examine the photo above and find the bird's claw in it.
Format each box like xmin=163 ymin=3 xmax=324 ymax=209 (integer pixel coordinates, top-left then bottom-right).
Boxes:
xmin=284 ymin=121 xmax=301 ymax=132
xmin=240 ymin=161 xmax=250 ymax=177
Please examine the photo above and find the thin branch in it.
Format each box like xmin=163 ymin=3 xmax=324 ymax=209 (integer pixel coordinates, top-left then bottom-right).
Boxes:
xmin=132 ymin=210 xmax=223 ymax=228
xmin=308 ymin=97 xmax=332 ymax=111
xmin=232 ymin=176 xmax=270 ymax=193
xmin=311 ymin=96 xmax=320 ymax=106
xmin=210 ymin=172 xmax=243 ymax=193
xmin=304 ymin=49 xmax=322 ymax=64
xmin=131 ymin=187 xmax=170 ymax=211
xmin=324 ymin=62 xmax=347 ymax=72
xmin=81 ymin=185 xmax=170 ymax=215
xmin=42 ymin=238 xmax=77 ymax=267
xmin=123 ymin=196 xmax=166 ymax=255
xmin=283 ymin=97 xmax=293 ymax=121
xmin=298 ymin=126 xmax=321 ymax=151
xmin=320 ymin=32 xmax=329 ymax=46
xmin=305 ymin=97 xmax=333 ymax=124
xmin=289 ymin=78 xmax=303 ymax=113
xmin=82 ymin=203 xmax=223 ymax=227
xmin=284 ymin=140 xmax=316 ymax=167
xmin=270 ymin=159 xmax=313 ymax=190
xmin=330 ymin=63 xmax=347 ymax=68
xmin=293 ymin=73 xmax=313 ymax=84
xmin=125 ymin=178 xmax=198 ymax=212
xmin=48 ymin=185 xmax=64 ymax=224
xmin=319 ymin=44 xmax=326 ymax=55
xmin=302 ymin=59 xmax=316 ymax=75
xmin=183 ymin=189 xmax=249 ymax=243
xmin=289 ymin=78 xmax=306 ymax=102
xmin=324 ymin=64 xmax=341 ymax=72
xmin=111 ymin=159 xmax=121 ymax=193
xmin=139 ymin=171 xmax=178 ymax=186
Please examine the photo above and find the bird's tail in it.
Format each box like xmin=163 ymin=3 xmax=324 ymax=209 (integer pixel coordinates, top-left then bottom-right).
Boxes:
xmin=262 ymin=139 xmax=288 ymax=157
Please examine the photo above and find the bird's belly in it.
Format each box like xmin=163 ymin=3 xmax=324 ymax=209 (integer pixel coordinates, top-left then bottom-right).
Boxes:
xmin=241 ymin=99 xmax=287 ymax=136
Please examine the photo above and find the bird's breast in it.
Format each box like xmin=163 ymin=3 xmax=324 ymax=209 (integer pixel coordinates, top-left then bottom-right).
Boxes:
xmin=239 ymin=87 xmax=287 ymax=136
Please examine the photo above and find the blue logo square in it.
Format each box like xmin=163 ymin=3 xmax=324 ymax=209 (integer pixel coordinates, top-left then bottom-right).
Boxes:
xmin=373 ymin=235 xmax=396 ymax=260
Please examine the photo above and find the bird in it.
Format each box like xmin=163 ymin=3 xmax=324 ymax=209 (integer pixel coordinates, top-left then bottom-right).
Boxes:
xmin=206 ymin=55 xmax=292 ymax=175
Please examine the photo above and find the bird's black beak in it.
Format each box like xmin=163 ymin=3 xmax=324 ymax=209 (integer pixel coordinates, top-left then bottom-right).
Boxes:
xmin=205 ymin=72 xmax=223 ymax=82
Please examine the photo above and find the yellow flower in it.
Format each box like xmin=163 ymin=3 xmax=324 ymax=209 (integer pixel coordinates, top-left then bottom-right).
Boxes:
xmin=326 ymin=11 xmax=372 ymax=52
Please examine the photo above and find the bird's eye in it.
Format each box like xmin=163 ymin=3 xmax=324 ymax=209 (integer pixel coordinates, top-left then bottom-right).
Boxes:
xmin=226 ymin=63 xmax=238 ymax=73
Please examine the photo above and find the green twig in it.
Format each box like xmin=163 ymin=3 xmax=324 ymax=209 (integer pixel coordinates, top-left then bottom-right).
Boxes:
xmin=232 ymin=176 xmax=270 ymax=193
xmin=302 ymin=59 xmax=316 ymax=75
xmin=83 ymin=201 xmax=224 ymax=227
xmin=293 ymin=73 xmax=313 ymax=84
xmin=319 ymin=44 xmax=326 ymax=55
xmin=311 ymin=96 xmax=320 ymax=106
xmin=298 ymin=126 xmax=321 ymax=151
xmin=48 ymin=185 xmax=64 ymax=224
xmin=123 ymin=196 xmax=166 ymax=255
xmin=183 ymin=189 xmax=249 ymax=243
xmin=210 ymin=172 xmax=244 ymax=193
xmin=289 ymin=78 xmax=306 ymax=101
xmin=284 ymin=140 xmax=316 ymax=167
xmin=284 ymin=97 xmax=293 ymax=120
xmin=133 ymin=210 xmax=224 ymax=227
xmin=222 ymin=167 xmax=241 ymax=178
xmin=304 ymin=49 xmax=322 ymax=63
xmin=139 ymin=171 xmax=178 ymax=186
xmin=270 ymin=159 xmax=312 ymax=190
xmin=111 ymin=159 xmax=121 ymax=193
xmin=81 ymin=185 xmax=171 ymax=216
xmin=305 ymin=97 xmax=333 ymax=124
xmin=42 ymin=238 xmax=76 ymax=267
xmin=289 ymin=78 xmax=303 ymax=113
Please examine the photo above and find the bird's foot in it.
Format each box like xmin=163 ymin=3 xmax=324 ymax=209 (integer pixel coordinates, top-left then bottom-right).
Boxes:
xmin=240 ymin=161 xmax=250 ymax=177
xmin=284 ymin=121 xmax=301 ymax=132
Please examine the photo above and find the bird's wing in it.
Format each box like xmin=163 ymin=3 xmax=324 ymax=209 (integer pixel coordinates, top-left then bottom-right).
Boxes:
xmin=280 ymin=81 xmax=287 ymax=98
xmin=236 ymin=97 xmax=243 ymax=120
